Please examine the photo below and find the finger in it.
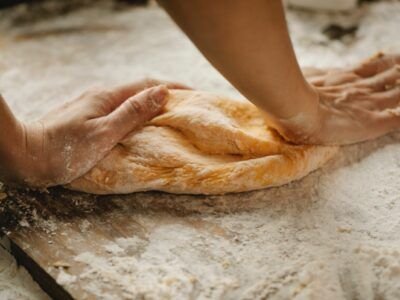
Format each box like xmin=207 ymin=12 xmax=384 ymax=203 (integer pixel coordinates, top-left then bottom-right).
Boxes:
xmin=309 ymin=71 xmax=361 ymax=87
xmin=86 ymin=79 xmax=188 ymax=115
xmin=355 ymin=65 xmax=400 ymax=91
xmin=106 ymin=79 xmax=190 ymax=111
xmin=304 ymin=67 xmax=341 ymax=86
xmin=366 ymin=86 xmax=400 ymax=110
xmin=354 ymin=52 xmax=400 ymax=77
xmin=104 ymin=85 xmax=169 ymax=140
xmin=344 ymin=108 xmax=400 ymax=142
xmin=316 ymin=85 xmax=372 ymax=95
xmin=307 ymin=75 xmax=328 ymax=86
xmin=383 ymin=107 xmax=400 ymax=118
xmin=326 ymin=72 xmax=361 ymax=86
xmin=371 ymin=108 xmax=400 ymax=136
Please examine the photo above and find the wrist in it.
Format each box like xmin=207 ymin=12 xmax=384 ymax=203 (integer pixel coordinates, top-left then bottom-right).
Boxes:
xmin=0 ymin=119 xmax=25 ymax=184
xmin=0 ymin=94 xmax=51 ymax=187
xmin=272 ymin=85 xmax=322 ymax=144
xmin=1 ymin=121 xmax=50 ymax=187
xmin=19 ymin=122 xmax=52 ymax=187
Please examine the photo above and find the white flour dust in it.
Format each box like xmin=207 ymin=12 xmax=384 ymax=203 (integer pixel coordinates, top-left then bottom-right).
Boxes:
xmin=0 ymin=1 xmax=400 ymax=299
xmin=0 ymin=238 xmax=49 ymax=300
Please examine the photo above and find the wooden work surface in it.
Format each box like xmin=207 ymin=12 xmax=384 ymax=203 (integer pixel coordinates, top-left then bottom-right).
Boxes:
xmin=0 ymin=186 xmax=277 ymax=299
xmin=2 ymin=2 xmax=400 ymax=299
xmin=0 ymin=3 xmax=301 ymax=298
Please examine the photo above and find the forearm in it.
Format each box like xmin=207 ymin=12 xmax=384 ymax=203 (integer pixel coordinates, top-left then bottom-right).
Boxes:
xmin=159 ymin=0 xmax=319 ymax=136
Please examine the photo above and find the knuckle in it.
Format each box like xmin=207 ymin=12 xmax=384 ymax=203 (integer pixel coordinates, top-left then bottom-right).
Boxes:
xmin=102 ymin=89 xmax=118 ymax=102
xmin=386 ymin=86 xmax=400 ymax=97
xmin=387 ymin=108 xmax=400 ymax=117
xmin=364 ymin=77 xmax=383 ymax=90
xmin=96 ymin=124 xmax=113 ymax=140
xmin=88 ymin=119 xmax=116 ymax=141
xmin=127 ymin=99 xmax=146 ymax=115
xmin=80 ymin=86 xmax=110 ymax=101
xmin=346 ymin=88 xmax=361 ymax=97
xmin=93 ymin=89 xmax=119 ymax=104
xmin=341 ymin=92 xmax=351 ymax=101
xmin=141 ymin=77 xmax=160 ymax=89
xmin=97 ymin=88 xmax=112 ymax=98
xmin=341 ymin=89 xmax=361 ymax=100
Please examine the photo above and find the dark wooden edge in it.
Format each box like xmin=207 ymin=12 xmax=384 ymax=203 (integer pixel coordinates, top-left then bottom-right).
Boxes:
xmin=0 ymin=0 xmax=32 ymax=9
xmin=10 ymin=239 xmax=74 ymax=300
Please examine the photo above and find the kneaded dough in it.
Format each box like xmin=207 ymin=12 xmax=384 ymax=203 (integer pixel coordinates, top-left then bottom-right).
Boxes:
xmin=68 ymin=90 xmax=338 ymax=195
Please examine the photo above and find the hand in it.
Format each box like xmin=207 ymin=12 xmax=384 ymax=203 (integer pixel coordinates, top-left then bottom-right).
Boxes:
xmin=283 ymin=53 xmax=400 ymax=145
xmin=9 ymin=79 xmax=189 ymax=187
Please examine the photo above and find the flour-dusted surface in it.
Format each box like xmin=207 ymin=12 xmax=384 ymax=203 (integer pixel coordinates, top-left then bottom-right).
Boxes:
xmin=1 ymin=1 xmax=400 ymax=299
xmin=0 ymin=238 xmax=49 ymax=300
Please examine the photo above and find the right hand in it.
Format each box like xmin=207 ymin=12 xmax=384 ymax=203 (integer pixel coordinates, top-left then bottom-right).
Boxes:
xmin=284 ymin=53 xmax=400 ymax=145
xmin=5 ymin=78 xmax=189 ymax=188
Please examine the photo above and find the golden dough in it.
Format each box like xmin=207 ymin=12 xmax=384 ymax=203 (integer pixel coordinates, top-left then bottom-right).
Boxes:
xmin=67 ymin=90 xmax=338 ymax=195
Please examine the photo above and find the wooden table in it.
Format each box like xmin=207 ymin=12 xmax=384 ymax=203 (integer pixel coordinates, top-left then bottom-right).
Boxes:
xmin=1 ymin=187 xmax=264 ymax=299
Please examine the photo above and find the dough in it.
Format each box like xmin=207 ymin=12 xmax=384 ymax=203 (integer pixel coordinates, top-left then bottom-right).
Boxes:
xmin=68 ymin=90 xmax=338 ymax=195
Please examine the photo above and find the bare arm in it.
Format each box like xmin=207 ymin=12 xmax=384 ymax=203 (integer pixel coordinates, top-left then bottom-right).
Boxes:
xmin=160 ymin=0 xmax=400 ymax=145
xmin=160 ymin=0 xmax=319 ymax=137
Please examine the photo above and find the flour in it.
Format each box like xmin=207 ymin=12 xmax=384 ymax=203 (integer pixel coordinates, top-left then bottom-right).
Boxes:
xmin=70 ymin=135 xmax=400 ymax=298
xmin=0 ymin=181 xmax=49 ymax=299
xmin=0 ymin=1 xmax=400 ymax=299
xmin=56 ymin=268 xmax=77 ymax=286
xmin=75 ymin=227 xmax=240 ymax=299
xmin=0 ymin=238 xmax=49 ymax=300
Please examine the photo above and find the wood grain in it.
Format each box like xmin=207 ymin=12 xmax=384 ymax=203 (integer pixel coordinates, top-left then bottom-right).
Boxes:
xmin=1 ymin=187 xmax=238 ymax=299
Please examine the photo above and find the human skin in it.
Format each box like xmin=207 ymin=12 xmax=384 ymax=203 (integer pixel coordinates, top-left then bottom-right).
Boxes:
xmin=1 ymin=0 xmax=400 ymax=188
xmin=0 ymin=79 xmax=188 ymax=187
xmin=159 ymin=0 xmax=400 ymax=144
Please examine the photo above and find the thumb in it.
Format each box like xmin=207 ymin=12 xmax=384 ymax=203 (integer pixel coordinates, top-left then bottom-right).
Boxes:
xmin=105 ymin=85 xmax=169 ymax=139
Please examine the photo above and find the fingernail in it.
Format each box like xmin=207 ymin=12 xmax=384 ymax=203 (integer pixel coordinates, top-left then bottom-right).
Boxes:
xmin=150 ymin=85 xmax=169 ymax=106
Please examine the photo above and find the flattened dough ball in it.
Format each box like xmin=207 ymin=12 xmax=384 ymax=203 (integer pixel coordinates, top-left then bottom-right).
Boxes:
xmin=67 ymin=90 xmax=338 ymax=195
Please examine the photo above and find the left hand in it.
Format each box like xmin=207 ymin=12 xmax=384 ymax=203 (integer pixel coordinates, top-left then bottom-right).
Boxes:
xmin=285 ymin=53 xmax=400 ymax=145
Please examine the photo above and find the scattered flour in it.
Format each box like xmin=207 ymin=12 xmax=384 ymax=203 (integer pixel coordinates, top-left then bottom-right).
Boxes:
xmin=0 ymin=1 xmax=400 ymax=299
xmin=0 ymin=238 xmax=49 ymax=300
xmin=56 ymin=268 xmax=77 ymax=286
xmin=75 ymin=226 xmax=240 ymax=299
